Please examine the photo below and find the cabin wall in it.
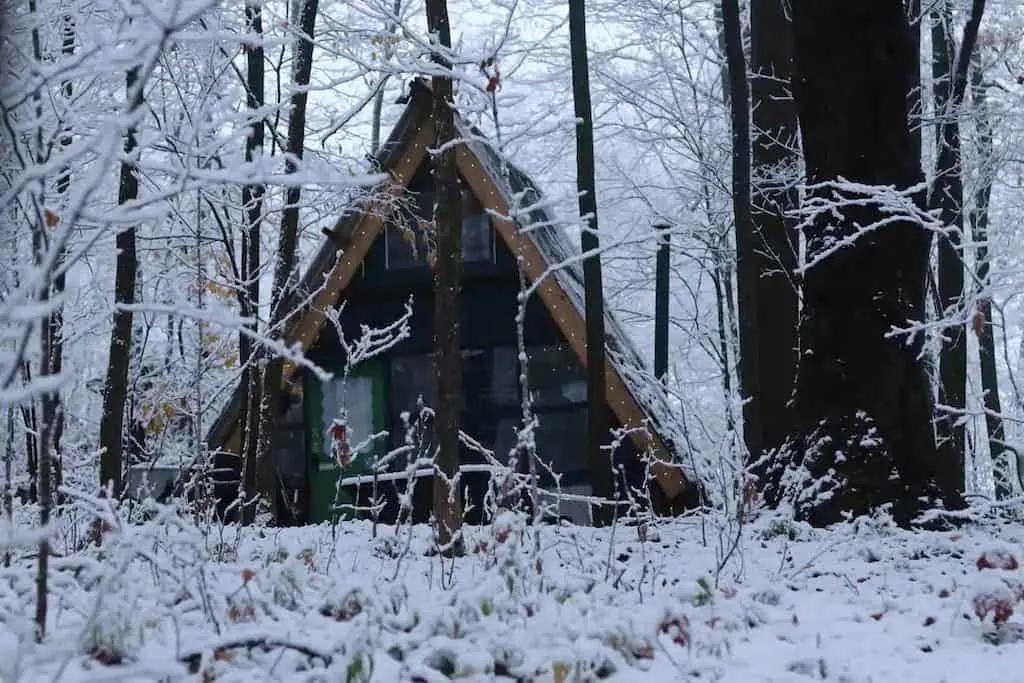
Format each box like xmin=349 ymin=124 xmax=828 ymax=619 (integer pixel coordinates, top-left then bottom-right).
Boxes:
xmin=298 ymin=184 xmax=645 ymax=525
xmin=270 ymin=162 xmax=647 ymax=526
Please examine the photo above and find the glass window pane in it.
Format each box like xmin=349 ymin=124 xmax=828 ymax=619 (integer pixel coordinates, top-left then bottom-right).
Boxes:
xmin=462 ymin=214 xmax=492 ymax=263
xmin=320 ymin=375 xmax=376 ymax=461
xmin=389 ymin=353 xmax=436 ymax=415
xmin=533 ymin=409 xmax=588 ymax=477
xmin=493 ymin=417 xmax=520 ymax=463
xmin=491 ymin=347 xmax=519 ymax=407
xmin=526 ymin=345 xmax=586 ymax=408
xmin=385 ymin=222 xmax=429 ymax=270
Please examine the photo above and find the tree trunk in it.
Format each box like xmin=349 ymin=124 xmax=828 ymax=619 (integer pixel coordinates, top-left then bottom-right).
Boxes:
xmin=98 ymin=66 xmax=141 ymax=504
xmin=907 ymin=0 xmax=923 ymax=165
xmin=569 ymin=0 xmax=614 ymax=525
xmin=930 ymin=1 xmax=966 ymax=495
xmin=42 ymin=12 xmax=76 ymax=501
xmin=426 ymin=0 xmax=465 ymax=552
xmin=749 ymin=0 xmax=799 ymax=467
xmin=256 ymin=0 xmax=318 ymax=522
xmin=20 ymin=367 xmax=37 ymax=502
xmin=969 ymin=60 xmax=1014 ymax=498
xmin=722 ymin=0 xmax=759 ymax=467
xmin=370 ymin=0 xmax=402 ymax=154
xmin=930 ymin=0 xmax=985 ymax=498
xmin=29 ymin=3 xmax=75 ymax=638
xmin=240 ymin=1 xmax=265 ymax=522
xmin=3 ymin=406 xmax=13 ymax=567
xmin=763 ymin=0 xmax=963 ymax=526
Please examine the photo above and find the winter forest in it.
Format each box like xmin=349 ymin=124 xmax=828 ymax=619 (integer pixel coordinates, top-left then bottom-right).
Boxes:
xmin=4 ymin=0 xmax=1024 ymax=679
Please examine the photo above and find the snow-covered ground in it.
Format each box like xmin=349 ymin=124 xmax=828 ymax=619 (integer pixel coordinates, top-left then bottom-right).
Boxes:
xmin=2 ymin=508 xmax=1024 ymax=682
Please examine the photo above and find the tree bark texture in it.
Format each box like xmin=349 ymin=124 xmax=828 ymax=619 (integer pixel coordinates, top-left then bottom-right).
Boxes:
xmin=969 ymin=61 xmax=1014 ymax=498
xmin=370 ymin=0 xmax=402 ymax=154
xmin=749 ymin=0 xmax=800 ymax=466
xmin=907 ymin=0 xmax=923 ymax=165
xmin=99 ymin=66 xmax=141 ymax=502
xmin=763 ymin=0 xmax=963 ymax=526
xmin=722 ymin=0 xmax=761 ymax=470
xmin=240 ymin=1 xmax=265 ymax=522
xmin=42 ymin=11 xmax=76 ymax=500
xmin=256 ymin=0 xmax=318 ymax=522
xmin=930 ymin=2 xmax=967 ymax=495
xmin=426 ymin=0 xmax=465 ymax=551
xmin=929 ymin=0 xmax=985 ymax=497
xmin=569 ymin=0 xmax=614 ymax=525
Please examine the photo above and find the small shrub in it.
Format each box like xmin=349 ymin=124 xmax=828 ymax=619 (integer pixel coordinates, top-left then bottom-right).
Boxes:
xmin=81 ymin=595 xmax=142 ymax=665
xmin=321 ymin=584 xmax=372 ymax=622
xmin=977 ymin=547 xmax=1019 ymax=571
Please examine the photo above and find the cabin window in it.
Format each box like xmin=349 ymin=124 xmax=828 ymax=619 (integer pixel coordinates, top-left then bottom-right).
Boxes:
xmin=494 ymin=411 xmax=588 ymax=484
xmin=387 ymin=350 xmax=501 ymax=461
xmin=388 ymin=354 xmax=438 ymax=452
xmin=494 ymin=417 xmax=520 ymax=462
xmin=461 ymin=186 xmax=494 ymax=264
xmin=306 ymin=362 xmax=385 ymax=523
xmin=385 ymin=216 xmax=493 ymax=269
xmin=523 ymin=345 xmax=588 ymax=481
xmin=384 ymin=185 xmax=434 ymax=270
xmin=385 ymin=221 xmax=431 ymax=270
xmin=526 ymin=345 xmax=587 ymax=408
xmin=462 ymin=213 xmax=493 ymax=263
xmin=384 ymin=186 xmax=494 ymax=270
xmin=533 ymin=409 xmax=588 ymax=479
xmin=491 ymin=346 xmax=519 ymax=407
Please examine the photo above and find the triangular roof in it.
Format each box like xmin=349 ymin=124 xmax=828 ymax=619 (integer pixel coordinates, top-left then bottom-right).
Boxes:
xmin=206 ymin=79 xmax=691 ymax=501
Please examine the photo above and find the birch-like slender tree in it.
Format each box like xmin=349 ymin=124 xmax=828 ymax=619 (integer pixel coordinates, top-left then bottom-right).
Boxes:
xmin=969 ymin=54 xmax=1014 ymax=497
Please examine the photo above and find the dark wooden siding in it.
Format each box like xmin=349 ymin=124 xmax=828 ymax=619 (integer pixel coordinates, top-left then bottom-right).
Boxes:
xmin=293 ymin=162 xmax=646 ymax=525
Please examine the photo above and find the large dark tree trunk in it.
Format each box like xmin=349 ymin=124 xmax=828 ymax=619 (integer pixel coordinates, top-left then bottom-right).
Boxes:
xmin=569 ymin=0 xmax=614 ymax=525
xmin=425 ymin=0 xmax=465 ymax=552
xmin=907 ymin=0 xmax=923 ymax=165
xmin=763 ymin=0 xmax=963 ymax=526
xmin=239 ymin=1 xmax=265 ymax=522
xmin=256 ymin=0 xmax=318 ymax=522
xmin=98 ymin=66 xmax=141 ymax=503
xmin=749 ymin=0 xmax=799 ymax=468
xmin=721 ymin=0 xmax=760 ymax=471
xmin=969 ymin=60 xmax=1014 ymax=498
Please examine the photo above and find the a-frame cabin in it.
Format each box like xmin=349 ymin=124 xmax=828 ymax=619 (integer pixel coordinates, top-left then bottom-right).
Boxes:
xmin=205 ymin=79 xmax=694 ymax=525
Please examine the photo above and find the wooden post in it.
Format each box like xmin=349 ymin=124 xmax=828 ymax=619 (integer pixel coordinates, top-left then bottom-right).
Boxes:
xmin=654 ymin=224 xmax=670 ymax=383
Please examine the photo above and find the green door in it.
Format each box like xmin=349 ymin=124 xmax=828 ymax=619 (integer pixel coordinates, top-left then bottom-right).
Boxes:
xmin=307 ymin=361 xmax=386 ymax=523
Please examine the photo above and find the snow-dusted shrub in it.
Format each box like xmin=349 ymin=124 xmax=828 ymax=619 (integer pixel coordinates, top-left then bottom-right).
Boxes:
xmin=971 ymin=545 xmax=1024 ymax=628
xmin=320 ymin=582 xmax=374 ymax=622
xmin=259 ymin=550 xmax=313 ymax=611
xmin=80 ymin=590 xmax=143 ymax=665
